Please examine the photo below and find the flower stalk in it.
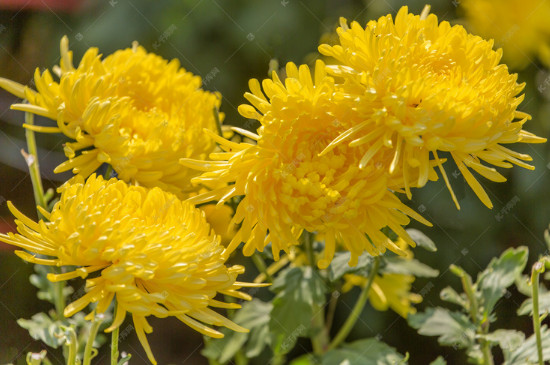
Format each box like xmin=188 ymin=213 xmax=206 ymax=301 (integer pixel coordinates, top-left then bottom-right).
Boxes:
xmin=83 ymin=313 xmax=104 ymax=365
xmin=302 ymin=232 xmax=330 ymax=354
xmin=23 ymin=111 xmax=47 ymax=212
xmin=531 ymin=260 xmax=545 ymax=365
xmin=328 ymin=256 xmax=380 ymax=350
xmin=251 ymin=253 xmax=273 ymax=283
xmin=64 ymin=326 xmax=78 ymax=365
xmin=451 ymin=264 xmax=493 ymax=365
xmin=111 ymin=319 xmax=120 ymax=365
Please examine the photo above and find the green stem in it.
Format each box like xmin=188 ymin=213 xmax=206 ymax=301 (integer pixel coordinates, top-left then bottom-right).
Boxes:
xmin=24 ymin=111 xmax=47 ymax=212
xmin=532 ymin=261 xmax=545 ymax=365
xmin=302 ymin=231 xmax=329 ymax=354
xmin=325 ymin=290 xmax=340 ymax=334
xmin=234 ymin=349 xmax=248 ymax=365
xmin=452 ymin=265 xmax=479 ymax=325
xmin=213 ymin=107 xmax=223 ymax=136
xmin=304 ymin=231 xmax=315 ymax=267
xmin=328 ymin=257 xmax=380 ymax=351
xmin=311 ymin=302 xmax=329 ymax=355
xmin=223 ymin=294 xmax=238 ymax=318
xmin=111 ymin=323 xmax=120 ymax=365
xmin=251 ymin=252 xmax=273 ymax=283
xmin=451 ymin=265 xmax=493 ymax=365
xmin=271 ymin=354 xmax=286 ymax=365
xmin=53 ymin=272 xmax=66 ymax=320
xmin=104 ymin=165 xmax=113 ymax=179
xmin=82 ymin=313 xmax=104 ymax=365
xmin=480 ymin=329 xmax=494 ymax=365
xmin=65 ymin=327 xmax=78 ymax=365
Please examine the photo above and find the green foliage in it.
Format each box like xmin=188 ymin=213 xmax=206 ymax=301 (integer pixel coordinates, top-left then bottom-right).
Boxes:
xmin=320 ymin=338 xmax=406 ymax=365
xmin=504 ymin=325 xmax=550 ymax=364
xmin=406 ymin=228 xmax=437 ymax=252
xmin=480 ymin=329 xmax=525 ymax=360
xmin=408 ymin=246 xmax=550 ymax=364
xmin=270 ymin=266 xmax=328 ymax=355
xmin=409 ymin=308 xmax=477 ymax=348
xmin=17 ymin=311 xmax=108 ymax=356
xmin=381 ymin=257 xmax=439 ymax=278
xmin=518 ymin=291 xmax=550 ymax=316
xmin=29 ymin=265 xmax=73 ymax=306
xmin=328 ymin=252 xmax=373 ymax=282
xmin=202 ymin=299 xmax=272 ymax=363
xmin=17 ymin=313 xmax=65 ymax=349
xmin=476 ymin=247 xmax=528 ymax=316
xmin=429 ymin=356 xmax=447 ymax=365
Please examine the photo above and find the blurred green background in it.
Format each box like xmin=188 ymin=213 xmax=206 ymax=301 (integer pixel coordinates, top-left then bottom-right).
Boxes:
xmin=0 ymin=0 xmax=549 ymax=363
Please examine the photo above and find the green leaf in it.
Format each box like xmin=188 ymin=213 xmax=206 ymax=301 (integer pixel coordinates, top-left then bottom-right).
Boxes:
xmin=321 ymin=338 xmax=405 ymax=365
xmin=289 ymin=354 xmax=316 ymax=365
xmin=30 ymin=265 xmax=73 ymax=305
xmin=429 ymin=356 xmax=447 ymax=365
xmin=476 ymin=246 xmax=528 ymax=315
xmin=465 ymin=345 xmax=483 ymax=364
xmin=439 ymin=286 xmax=467 ymax=308
xmin=201 ymin=299 xmax=272 ymax=363
xmin=518 ymin=290 xmax=550 ymax=316
xmin=408 ymin=308 xmax=476 ymax=348
xmin=515 ymin=274 xmax=533 ymax=297
xmin=242 ymin=300 xmax=272 ymax=358
xmin=381 ymin=257 xmax=439 ymax=278
xmin=202 ymin=329 xmax=246 ymax=364
xmin=270 ymin=266 xmax=328 ymax=355
xmin=17 ymin=313 xmax=65 ymax=349
xmin=406 ymin=228 xmax=437 ymax=252
xmin=480 ymin=329 xmax=524 ymax=355
xmin=328 ymin=252 xmax=372 ymax=282
xmin=504 ymin=325 xmax=550 ymax=364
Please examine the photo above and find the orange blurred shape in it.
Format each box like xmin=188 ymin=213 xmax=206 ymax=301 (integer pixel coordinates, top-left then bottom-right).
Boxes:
xmin=0 ymin=0 xmax=83 ymax=12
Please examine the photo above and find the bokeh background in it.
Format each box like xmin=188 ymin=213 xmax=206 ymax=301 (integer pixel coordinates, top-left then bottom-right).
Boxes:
xmin=0 ymin=0 xmax=549 ymax=364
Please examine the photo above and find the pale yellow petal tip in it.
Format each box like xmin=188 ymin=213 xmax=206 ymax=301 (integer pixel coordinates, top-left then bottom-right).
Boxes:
xmin=60 ymin=35 xmax=69 ymax=51
xmin=419 ymin=5 xmax=431 ymax=20
xmin=0 ymin=78 xmax=27 ymax=99
xmin=6 ymin=200 xmax=16 ymax=213
xmin=338 ymin=17 xmax=349 ymax=30
xmin=317 ymin=259 xmax=330 ymax=270
xmin=255 ymin=282 xmax=271 ymax=287
xmin=13 ymin=250 xmax=28 ymax=261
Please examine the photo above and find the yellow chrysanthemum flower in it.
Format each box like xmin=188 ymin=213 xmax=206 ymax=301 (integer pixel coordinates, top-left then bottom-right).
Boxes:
xmin=318 ymin=6 xmax=545 ymax=209
xmin=460 ymin=0 xmax=550 ymax=70
xmin=181 ymin=60 xmax=431 ymax=269
xmin=343 ymin=273 xmax=422 ymax=318
xmin=343 ymin=238 xmax=420 ymax=318
xmin=0 ymin=37 xmax=222 ymax=195
xmin=201 ymin=204 xmax=238 ymax=245
xmin=0 ymin=174 xmax=261 ymax=364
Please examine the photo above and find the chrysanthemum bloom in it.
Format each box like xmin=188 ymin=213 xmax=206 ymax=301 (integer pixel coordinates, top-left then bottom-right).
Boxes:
xmin=460 ymin=0 xmax=550 ymax=70
xmin=343 ymin=273 xmax=421 ymax=318
xmin=343 ymin=238 xmax=421 ymax=318
xmin=0 ymin=37 xmax=222 ymax=195
xmin=181 ymin=60 xmax=431 ymax=269
xmin=318 ymin=6 xmax=545 ymax=209
xmin=0 ymin=174 xmax=261 ymax=364
xmin=201 ymin=204 xmax=238 ymax=245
